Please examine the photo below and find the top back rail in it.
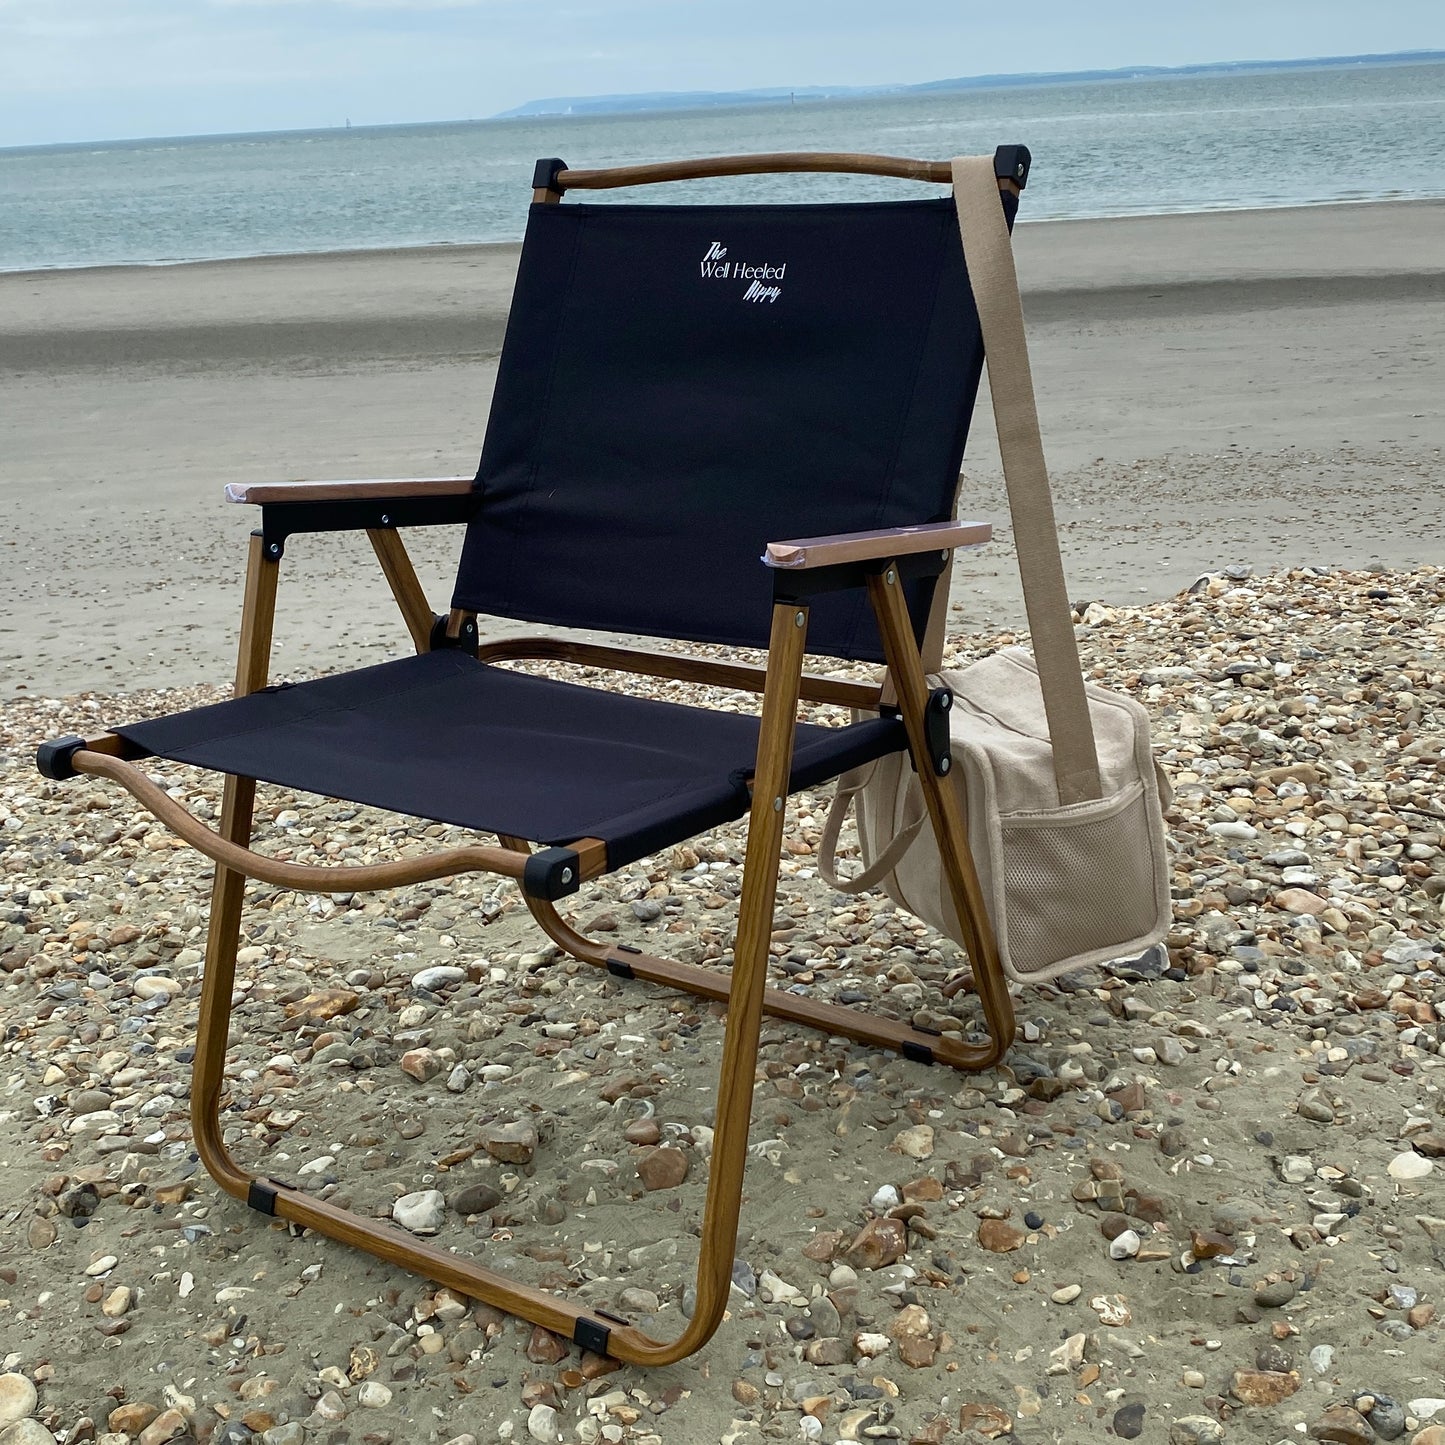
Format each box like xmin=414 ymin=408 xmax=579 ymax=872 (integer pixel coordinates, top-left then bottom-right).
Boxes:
xmin=532 ymin=147 xmax=1028 ymax=199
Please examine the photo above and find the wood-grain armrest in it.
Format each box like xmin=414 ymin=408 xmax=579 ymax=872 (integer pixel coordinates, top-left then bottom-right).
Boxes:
xmin=763 ymin=520 xmax=990 ymax=570
xmin=224 ymin=477 xmax=474 ymax=505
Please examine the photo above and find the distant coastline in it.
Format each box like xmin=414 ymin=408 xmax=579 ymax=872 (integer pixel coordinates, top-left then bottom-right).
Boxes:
xmin=495 ymin=48 xmax=1445 ymax=119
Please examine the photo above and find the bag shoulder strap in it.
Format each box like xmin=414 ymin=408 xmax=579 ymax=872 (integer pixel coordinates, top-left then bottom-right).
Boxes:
xmin=952 ymin=155 xmax=1102 ymax=804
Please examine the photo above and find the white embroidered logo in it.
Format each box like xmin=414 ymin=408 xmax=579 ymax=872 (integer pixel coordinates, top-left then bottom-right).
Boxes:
xmin=699 ymin=241 xmax=784 ymax=302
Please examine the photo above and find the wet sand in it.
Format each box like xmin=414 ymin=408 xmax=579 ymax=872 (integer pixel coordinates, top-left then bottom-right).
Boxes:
xmin=1 ymin=200 xmax=1442 ymax=696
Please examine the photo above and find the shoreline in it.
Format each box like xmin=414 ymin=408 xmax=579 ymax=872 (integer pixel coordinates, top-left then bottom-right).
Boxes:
xmin=2 ymin=193 xmax=1444 ymax=280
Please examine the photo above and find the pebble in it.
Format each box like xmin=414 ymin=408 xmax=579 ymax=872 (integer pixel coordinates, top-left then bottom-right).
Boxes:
xmin=411 ymin=965 xmax=465 ymax=991
xmin=480 ymin=1119 xmax=538 ymax=1164
xmin=0 ymin=1423 xmax=58 ymax=1445
xmin=450 ymin=1182 xmax=503 ymax=1216
xmin=636 ymin=1145 xmax=689 ymax=1191
xmin=0 ymin=1377 xmax=39 ymax=1427
xmin=1307 ymin=1405 xmax=1375 ymax=1445
xmin=137 ymin=1407 xmax=188 ymax=1445
xmin=1113 ymin=1403 xmax=1146 ymax=1440
xmin=526 ymin=1404 xmax=558 ymax=1443
xmin=1388 ymin=1151 xmax=1434 ymax=1181
xmin=1108 ymin=1229 xmax=1141 ymax=1260
xmin=357 ymin=1382 xmax=392 ymax=1408
xmin=392 ymin=1190 xmax=446 ymax=1234
xmin=977 ymin=1218 xmax=1025 ymax=1253
xmin=1168 ymin=1418 xmax=1225 ymax=1445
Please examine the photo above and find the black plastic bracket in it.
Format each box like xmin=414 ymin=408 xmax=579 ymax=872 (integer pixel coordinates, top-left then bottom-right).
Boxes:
xmin=36 ymin=735 xmax=87 ymax=782
xmin=523 ymin=847 xmax=582 ymax=901
xmin=532 ymin=157 xmax=568 ymax=197
xmin=572 ymin=1316 xmax=611 ymax=1355
xmin=429 ymin=614 xmax=479 ymax=653
xmin=606 ymin=957 xmax=636 ymax=980
xmin=994 ymin=144 xmax=1031 ymax=189
xmin=901 ymin=1040 xmax=935 ymax=1066
xmin=925 ymin=687 xmax=954 ymax=777
xmin=259 ymin=493 xmax=479 ymax=561
xmin=247 ymin=1179 xmax=280 ymax=1216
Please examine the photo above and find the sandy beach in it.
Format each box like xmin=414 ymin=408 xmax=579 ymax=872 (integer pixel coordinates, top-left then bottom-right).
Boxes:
xmin=1 ymin=201 xmax=1443 ymax=1445
xmin=2 ymin=200 xmax=1441 ymax=695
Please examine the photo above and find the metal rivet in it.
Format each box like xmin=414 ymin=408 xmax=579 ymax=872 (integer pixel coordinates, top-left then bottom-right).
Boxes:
xmin=380 ymin=514 xmax=391 ymax=526
xmin=885 ymin=569 xmax=896 ymax=585
xmin=940 ymin=756 xmax=951 ymax=773
xmin=794 ymin=611 xmax=805 ymax=627
xmin=773 ymin=797 xmax=783 ymax=812
xmin=560 ymin=867 xmax=573 ymax=884
xmin=267 ymin=543 xmax=281 ymax=558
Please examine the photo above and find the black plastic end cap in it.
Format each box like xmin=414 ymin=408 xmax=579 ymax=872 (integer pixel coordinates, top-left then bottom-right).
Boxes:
xmin=523 ymin=846 xmax=582 ymax=901
xmin=573 ymin=1316 xmax=611 ymax=1356
xmin=994 ymin=144 xmax=1031 ymax=189
xmin=36 ymin=735 xmax=86 ymax=781
xmin=901 ymin=1040 xmax=935 ymax=1066
xmin=247 ymin=1178 xmax=280 ymax=1215
xmin=531 ymin=156 xmax=568 ymax=193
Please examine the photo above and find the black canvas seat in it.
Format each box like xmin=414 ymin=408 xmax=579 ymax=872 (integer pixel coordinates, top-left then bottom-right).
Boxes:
xmin=114 ymin=649 xmax=905 ymax=867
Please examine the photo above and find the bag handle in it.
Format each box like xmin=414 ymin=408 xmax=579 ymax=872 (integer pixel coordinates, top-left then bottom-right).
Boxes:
xmin=952 ymin=156 xmax=1102 ymax=804
xmin=816 ymin=764 xmax=928 ymax=893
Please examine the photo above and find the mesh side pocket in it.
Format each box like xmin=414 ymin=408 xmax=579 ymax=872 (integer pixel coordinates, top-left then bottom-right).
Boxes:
xmin=998 ymin=780 xmax=1159 ymax=980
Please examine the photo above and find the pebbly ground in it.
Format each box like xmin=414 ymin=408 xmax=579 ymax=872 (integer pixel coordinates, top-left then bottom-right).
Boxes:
xmin=0 ymin=565 xmax=1443 ymax=1445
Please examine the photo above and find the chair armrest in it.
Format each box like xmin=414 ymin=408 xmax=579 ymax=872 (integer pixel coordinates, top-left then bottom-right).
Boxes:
xmin=763 ymin=520 xmax=990 ymax=570
xmin=225 ymin=477 xmax=473 ymax=505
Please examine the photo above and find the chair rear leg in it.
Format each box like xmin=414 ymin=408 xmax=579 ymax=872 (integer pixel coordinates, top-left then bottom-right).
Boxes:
xmin=868 ymin=566 xmax=1016 ymax=1066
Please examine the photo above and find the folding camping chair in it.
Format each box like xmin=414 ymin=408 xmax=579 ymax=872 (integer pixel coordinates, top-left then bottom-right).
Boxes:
xmin=37 ymin=148 xmax=1034 ymax=1366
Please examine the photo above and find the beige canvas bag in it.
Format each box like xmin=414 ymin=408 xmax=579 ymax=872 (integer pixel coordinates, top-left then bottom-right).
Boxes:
xmin=817 ymin=156 xmax=1172 ymax=985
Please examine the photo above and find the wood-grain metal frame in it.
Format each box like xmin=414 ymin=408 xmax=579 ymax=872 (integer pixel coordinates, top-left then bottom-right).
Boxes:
xmin=59 ymin=151 xmax=1020 ymax=1367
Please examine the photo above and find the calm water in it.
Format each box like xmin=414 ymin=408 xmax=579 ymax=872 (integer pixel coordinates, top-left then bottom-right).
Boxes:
xmin=2 ymin=61 xmax=1443 ymax=272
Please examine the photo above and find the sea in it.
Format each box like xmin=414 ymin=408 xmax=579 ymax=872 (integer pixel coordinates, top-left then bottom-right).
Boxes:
xmin=2 ymin=59 xmax=1444 ymax=273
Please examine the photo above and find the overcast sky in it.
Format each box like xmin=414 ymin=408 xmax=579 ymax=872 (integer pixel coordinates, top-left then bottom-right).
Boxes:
xmin=1 ymin=0 xmax=1440 ymax=148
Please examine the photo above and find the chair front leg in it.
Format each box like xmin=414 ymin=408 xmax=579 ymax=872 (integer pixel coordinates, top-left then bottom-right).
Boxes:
xmin=649 ymin=598 xmax=811 ymax=1360
xmin=192 ymin=531 xmax=279 ymax=1195
xmin=867 ymin=565 xmax=1016 ymax=1067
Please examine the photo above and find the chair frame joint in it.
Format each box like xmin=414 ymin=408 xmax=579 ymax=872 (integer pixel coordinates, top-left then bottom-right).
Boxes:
xmin=523 ymin=846 xmax=583 ymax=901
xmin=429 ymin=613 xmax=477 ymax=651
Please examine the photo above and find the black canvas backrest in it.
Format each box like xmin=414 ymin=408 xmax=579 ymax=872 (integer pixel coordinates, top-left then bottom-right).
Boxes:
xmin=452 ymin=183 xmax=1014 ymax=662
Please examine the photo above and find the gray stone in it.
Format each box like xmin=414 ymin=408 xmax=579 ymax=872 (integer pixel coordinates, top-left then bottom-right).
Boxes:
xmin=412 ymin=965 xmax=466 ymax=992
xmin=392 ymin=1189 xmax=446 ymax=1234
xmin=0 ymin=1374 xmax=39 ymax=1426
xmin=1168 ymin=1418 xmax=1225 ymax=1445
xmin=0 ymin=1423 xmax=59 ymax=1445
xmin=450 ymin=1182 xmax=502 ymax=1217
